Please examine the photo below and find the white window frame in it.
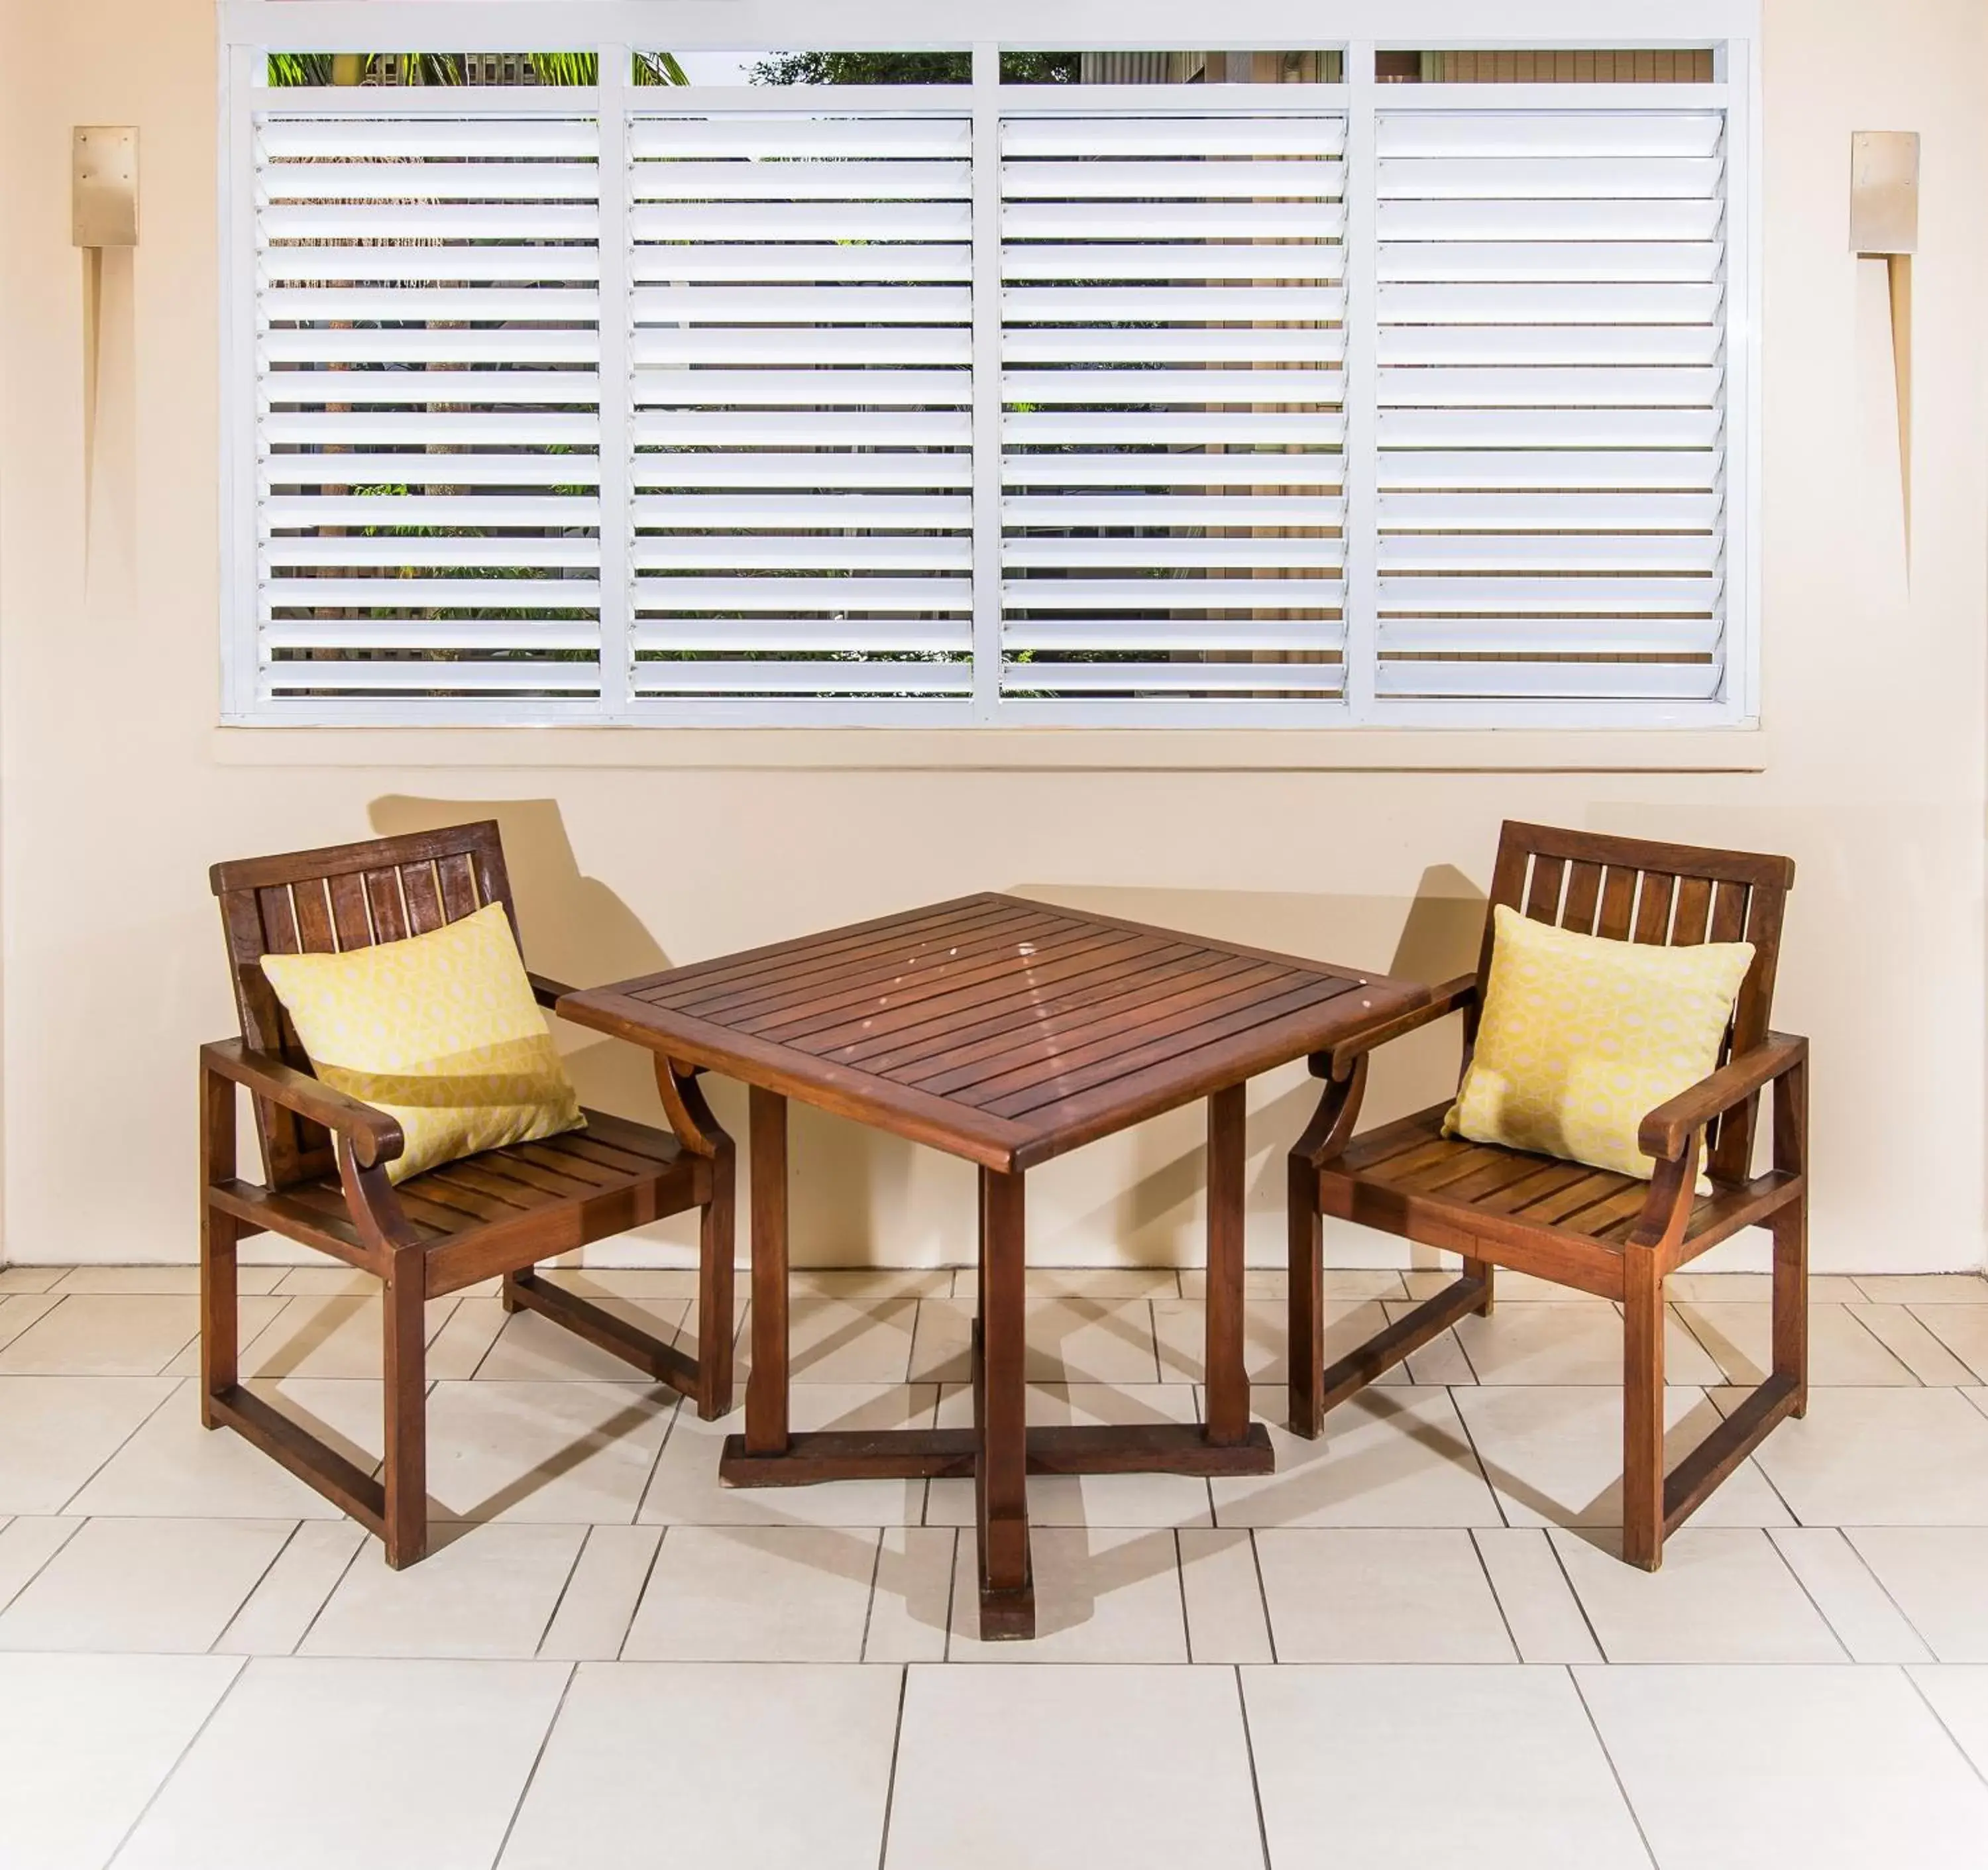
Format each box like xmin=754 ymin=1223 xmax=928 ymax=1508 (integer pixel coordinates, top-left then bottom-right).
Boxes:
xmin=218 ymin=0 xmax=1761 ymax=731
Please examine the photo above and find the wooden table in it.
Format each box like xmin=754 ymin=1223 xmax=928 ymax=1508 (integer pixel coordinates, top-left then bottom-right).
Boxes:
xmin=561 ymin=894 xmax=1423 ymax=1639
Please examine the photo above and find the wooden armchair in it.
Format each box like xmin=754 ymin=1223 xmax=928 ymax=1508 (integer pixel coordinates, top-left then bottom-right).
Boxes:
xmin=1288 ymin=822 xmax=1806 ymax=1569
xmin=202 ymin=822 xmax=734 ymax=1567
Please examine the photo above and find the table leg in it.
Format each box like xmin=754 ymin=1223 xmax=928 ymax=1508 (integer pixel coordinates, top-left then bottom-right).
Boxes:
xmin=1205 ymin=1081 xmax=1250 ymax=1446
xmin=975 ymin=1165 xmax=1034 ymax=1639
xmin=746 ymin=1085 xmax=789 ymax=1457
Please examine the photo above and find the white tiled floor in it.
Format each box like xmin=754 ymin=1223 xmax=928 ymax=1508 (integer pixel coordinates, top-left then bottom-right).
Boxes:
xmin=4 ymin=1264 xmax=1988 ymax=1869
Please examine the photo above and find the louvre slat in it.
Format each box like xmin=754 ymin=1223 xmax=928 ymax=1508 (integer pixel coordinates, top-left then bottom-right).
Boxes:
xmin=631 ymin=201 xmax=969 ymax=241
xmin=262 ymin=536 xmax=597 ymax=570
xmin=634 ymin=327 xmax=968 ymax=366
xmin=1376 ymin=199 xmax=1724 ymax=241
xmin=260 ymin=162 xmax=601 ymax=201
xmin=260 ymin=329 xmax=596 ymax=366
xmin=259 ymin=119 xmax=596 ymax=159
xmin=1378 ymin=408 xmax=1721 ymax=449
xmin=263 ymin=577 xmax=602 ymax=609
xmin=999 ymin=158 xmax=1347 ymax=199
xmin=1003 ymin=368 xmax=1345 ymax=405
xmin=632 ymin=453 xmax=973 ymax=490
xmin=630 ymin=536 xmax=970 ymax=572
xmin=636 ymin=494 xmax=971 ymax=527
xmin=1376 ymin=113 xmax=1724 ymax=158
xmin=633 ymin=285 xmax=972 ymax=323
xmin=1005 ymin=411 xmax=1345 ymax=445
xmin=1002 ymin=243 xmax=1344 ymax=282
xmin=1001 ymin=118 xmax=1346 ymax=157
xmin=1378 ymin=241 xmax=1724 ymax=283
xmin=1380 ymin=616 xmax=1723 ymax=653
xmin=1379 ymin=575 xmax=1720 ymax=614
xmin=632 ymin=659 xmax=971 ymax=696
xmin=1004 ymin=285 xmax=1343 ymax=321
xmin=1378 ymin=449 xmax=1721 ymax=490
xmin=1005 ymin=494 xmax=1347 ymax=527
xmin=632 ymin=159 xmax=971 ymax=199
xmin=266 ymin=496 xmax=596 ymax=529
xmin=634 ymin=576 xmax=971 ymax=612
xmin=1006 ymin=537 xmax=1344 ymax=570
xmin=1001 ymin=661 xmax=1344 ymax=694
xmin=1379 ymin=366 xmax=1723 ymax=408
xmin=1003 ymin=327 xmax=1345 ymax=363
xmin=260 ymin=287 xmax=601 ymax=323
xmin=1002 ymin=453 xmax=1344 ymax=488
xmin=1379 ymin=325 xmax=1721 ymax=365
xmin=266 ymin=660 xmax=600 ymax=694
xmin=1379 ymin=491 xmax=1722 ymax=529
xmin=1378 ymin=156 xmax=1724 ymax=198
xmin=262 ymin=619 xmax=598 ymax=650
xmin=260 ymin=203 xmax=599 ymax=241
xmin=1376 ymin=659 xmax=1722 ymax=700
xmin=630 ymin=244 xmax=972 ymax=284
xmin=630 ymin=117 xmax=971 ymax=159
xmin=1003 ymin=202 xmax=1344 ymax=241
xmin=1380 ymin=533 xmax=1720 ymax=571
xmin=632 ymin=410 xmax=969 ymax=447
xmin=1376 ymin=282 xmax=1722 ymax=323
xmin=633 ymin=619 xmax=969 ymax=651
xmin=261 ymin=453 xmax=602 ymax=489
xmin=633 ymin=368 xmax=969 ymax=408
xmin=1002 ymin=578 xmax=1342 ymax=612
xmin=262 ymin=370 xmax=601 ymax=407
xmin=257 ymin=247 xmax=602 ymax=284
xmin=261 ymin=413 xmax=599 ymax=446
xmin=1005 ymin=618 xmax=1347 ymax=650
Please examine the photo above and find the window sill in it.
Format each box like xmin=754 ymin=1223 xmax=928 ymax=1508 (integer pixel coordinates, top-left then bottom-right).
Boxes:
xmin=211 ymin=724 xmax=1769 ymax=774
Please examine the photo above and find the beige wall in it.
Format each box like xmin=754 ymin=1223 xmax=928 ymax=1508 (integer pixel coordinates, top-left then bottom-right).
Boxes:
xmin=2 ymin=0 xmax=1984 ymax=1273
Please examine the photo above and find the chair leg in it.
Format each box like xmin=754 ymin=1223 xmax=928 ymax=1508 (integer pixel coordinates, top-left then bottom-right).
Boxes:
xmin=382 ymin=1245 xmax=428 ymax=1569
xmin=1287 ymin=1152 xmax=1326 ymax=1439
xmin=1461 ymin=1256 xmax=1496 ymax=1316
xmin=1772 ymin=1191 xmax=1808 ymax=1419
xmin=1622 ymin=1249 xmax=1667 ymax=1570
xmin=500 ymin=1270 xmax=527 ymax=1314
xmin=199 ymin=1064 xmax=239 ymax=1430
xmin=696 ymin=1138 xmax=736 ymax=1421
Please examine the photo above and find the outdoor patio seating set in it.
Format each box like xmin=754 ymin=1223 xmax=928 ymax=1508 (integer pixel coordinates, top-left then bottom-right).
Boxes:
xmin=199 ymin=818 xmax=1808 ymax=1641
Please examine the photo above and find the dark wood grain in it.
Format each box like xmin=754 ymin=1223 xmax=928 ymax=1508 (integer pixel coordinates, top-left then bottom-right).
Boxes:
xmin=1286 ymin=819 xmax=1807 ymax=1575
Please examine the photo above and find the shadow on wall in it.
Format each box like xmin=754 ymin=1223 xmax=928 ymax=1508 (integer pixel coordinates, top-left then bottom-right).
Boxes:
xmin=1009 ymin=871 xmax=1486 ymax=1264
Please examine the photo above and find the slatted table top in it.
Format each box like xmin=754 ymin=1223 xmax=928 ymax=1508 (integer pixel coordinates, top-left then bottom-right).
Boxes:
xmin=559 ymin=894 xmax=1425 ymax=1173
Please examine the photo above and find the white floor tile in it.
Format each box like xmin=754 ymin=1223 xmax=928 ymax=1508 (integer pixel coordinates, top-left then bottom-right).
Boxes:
xmin=501 ymin=1662 xmax=901 ymax=1870
xmin=1393 ymin=1299 xmax=1481 ymax=1384
xmin=1552 ymin=1526 xmax=1844 ymax=1663
xmin=0 ymin=1267 xmax=66 ymax=1293
xmin=303 ymin=1523 xmax=585 ymax=1659
xmin=910 ymin=1297 xmax=1160 ymax=1385
xmin=270 ymin=1267 xmax=380 ymax=1295
xmin=0 ymin=1296 xmax=201 ymax=1376
xmin=0 ymin=1377 xmax=180 ymax=1517
xmin=1211 ymin=1384 xmax=1502 ymax=1529
xmin=1153 ymin=1296 xmax=1299 ymax=1384
xmin=1025 ymin=1268 xmax=1177 ymax=1298
xmin=0 ymin=1293 xmax=60 ymax=1351
xmin=1180 ymin=1527 xmax=1273 ymax=1663
xmin=239 ymin=1294 xmax=463 ymax=1380
xmin=0 ymin=1515 xmax=83 ymax=1612
xmin=1669 ymin=1273 xmax=1863 ymax=1304
xmin=1676 ymin=1302 xmax=1914 ymax=1386
xmin=68 ymin=1378 xmax=346 ymax=1519
xmin=214 ymin=1521 xmax=366 ymax=1656
xmin=1453 ymin=1301 xmax=1724 ymax=1386
xmin=425 ymin=1380 xmax=675 ymax=1524
xmin=1728 ymin=1386 xmax=1988 ymax=1525
xmin=639 ymin=1383 xmax=935 ymax=1528
xmin=796 ymin=1267 xmax=953 ymax=1299
xmin=1846 ymin=1528 xmax=1988 ymax=1661
xmin=1255 ymin=1527 xmax=1515 ymax=1663
xmin=55 ymin=1266 xmax=284 ymax=1295
xmin=1247 ymin=1665 xmax=1647 ymax=1870
xmin=0 ymin=1515 xmax=292 ymax=1653
xmin=887 ymin=1665 xmax=1263 ymax=1870
xmin=1909 ymin=1667 xmax=1988 ymax=1783
xmin=1473 ymin=1526 xmax=1602 ymax=1663
xmin=947 ymin=1525 xmax=1187 ymax=1662
xmin=471 ymin=1297 xmax=689 ymax=1381
xmin=863 ymin=1526 xmax=954 ymax=1663
xmin=537 ymin=1524 xmax=661 ymax=1661
xmin=1769 ymin=1527 xmax=1934 ymax=1663
xmin=424 ymin=1297 xmax=510 ymax=1378
xmin=547 ymin=1267 xmax=702 ymax=1299
xmin=1406 ymin=1266 xmax=1610 ymax=1303
xmin=1455 ymin=1384 xmax=1792 ymax=1529
xmin=0 ymin=1653 xmax=242 ymax=1870
xmin=927 ymin=1382 xmax=1213 ymax=1529
xmin=1910 ymin=1306 xmax=1988 ymax=1383
xmin=1851 ymin=1303 xmax=1979 ymax=1384
xmin=118 ymin=1655 xmax=569 ymax=1870
xmin=739 ymin=1297 xmax=921 ymax=1384
xmin=624 ymin=1524 xmax=879 ymax=1661
xmin=158 ymin=1298 xmax=290 ymax=1379
xmin=1577 ymin=1663 xmax=1988 ymax=1870
xmin=1854 ymin=1276 xmax=1988 ymax=1305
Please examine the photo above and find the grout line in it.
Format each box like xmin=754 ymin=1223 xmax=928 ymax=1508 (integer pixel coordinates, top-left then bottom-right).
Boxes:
xmin=874 ymin=1663 xmax=911 ymax=1870
xmin=1904 ymin=1665 xmax=1988 ymax=1792
xmin=103 ymin=1653 xmax=251 ymax=1868
xmin=1665 ymin=1297 xmax=1736 ymax=1386
xmin=1466 ymin=1526 xmax=1522 ymax=1663
xmin=940 ymin=1527 xmax=960 ymax=1661
xmin=1830 ymin=1523 xmax=1948 ymax=1662
xmin=0 ymin=1513 xmax=87 ymax=1616
xmin=1173 ymin=1527 xmax=1192 ymax=1663
xmin=1443 ymin=1382 xmax=1512 ymax=1528
xmin=292 ymin=1527 xmax=367 ymax=1655
xmin=859 ymin=1527 xmax=885 ymax=1662
xmin=1838 ymin=1303 xmax=1924 ymax=1386
xmin=53 ymin=1375 xmax=184 ymax=1515
xmin=1543 ymin=1525 xmax=1608 ymax=1658
xmin=533 ymin=1525 xmax=593 ymax=1658
xmin=1757 ymin=1525 xmax=1855 ymax=1661
xmin=616 ymin=1522 xmax=670 ymax=1660
xmin=490 ymin=1659 xmax=579 ymax=1870
xmin=1246 ymin=1528 xmax=1278 ymax=1667
xmin=211 ymin=1518 xmax=306 ymax=1655
xmin=1567 ymin=1667 xmax=1662 ymax=1870
xmin=1230 ymin=1665 xmax=1274 ymax=1870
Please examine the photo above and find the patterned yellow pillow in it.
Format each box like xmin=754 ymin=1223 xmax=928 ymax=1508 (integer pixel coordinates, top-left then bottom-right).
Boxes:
xmin=1444 ymin=905 xmax=1753 ymax=1183
xmin=259 ymin=901 xmax=583 ymax=1184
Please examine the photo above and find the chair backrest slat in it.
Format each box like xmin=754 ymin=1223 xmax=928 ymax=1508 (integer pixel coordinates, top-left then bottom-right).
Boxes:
xmin=1468 ymin=821 xmax=1795 ymax=1186
xmin=211 ymin=822 xmax=519 ymax=1187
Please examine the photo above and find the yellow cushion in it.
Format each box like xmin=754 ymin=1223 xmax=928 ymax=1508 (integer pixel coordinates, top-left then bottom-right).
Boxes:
xmin=259 ymin=901 xmax=583 ymax=1184
xmin=1443 ymin=905 xmax=1753 ymax=1184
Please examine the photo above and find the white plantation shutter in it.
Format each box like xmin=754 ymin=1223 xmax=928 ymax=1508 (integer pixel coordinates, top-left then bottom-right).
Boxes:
xmin=253 ymin=114 xmax=604 ymax=702
xmin=626 ymin=113 xmax=975 ymax=707
xmin=1372 ymin=108 xmax=1730 ymax=700
xmin=997 ymin=115 xmax=1349 ymax=709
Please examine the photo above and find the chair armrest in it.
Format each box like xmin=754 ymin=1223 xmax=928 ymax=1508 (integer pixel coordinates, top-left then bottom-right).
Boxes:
xmin=528 ymin=971 xmax=578 ymax=1011
xmin=1320 ymin=974 xmax=1478 ymax=1082
xmin=199 ymin=1038 xmax=405 ymax=1171
xmin=1637 ymin=1033 xmax=1807 ymax=1163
